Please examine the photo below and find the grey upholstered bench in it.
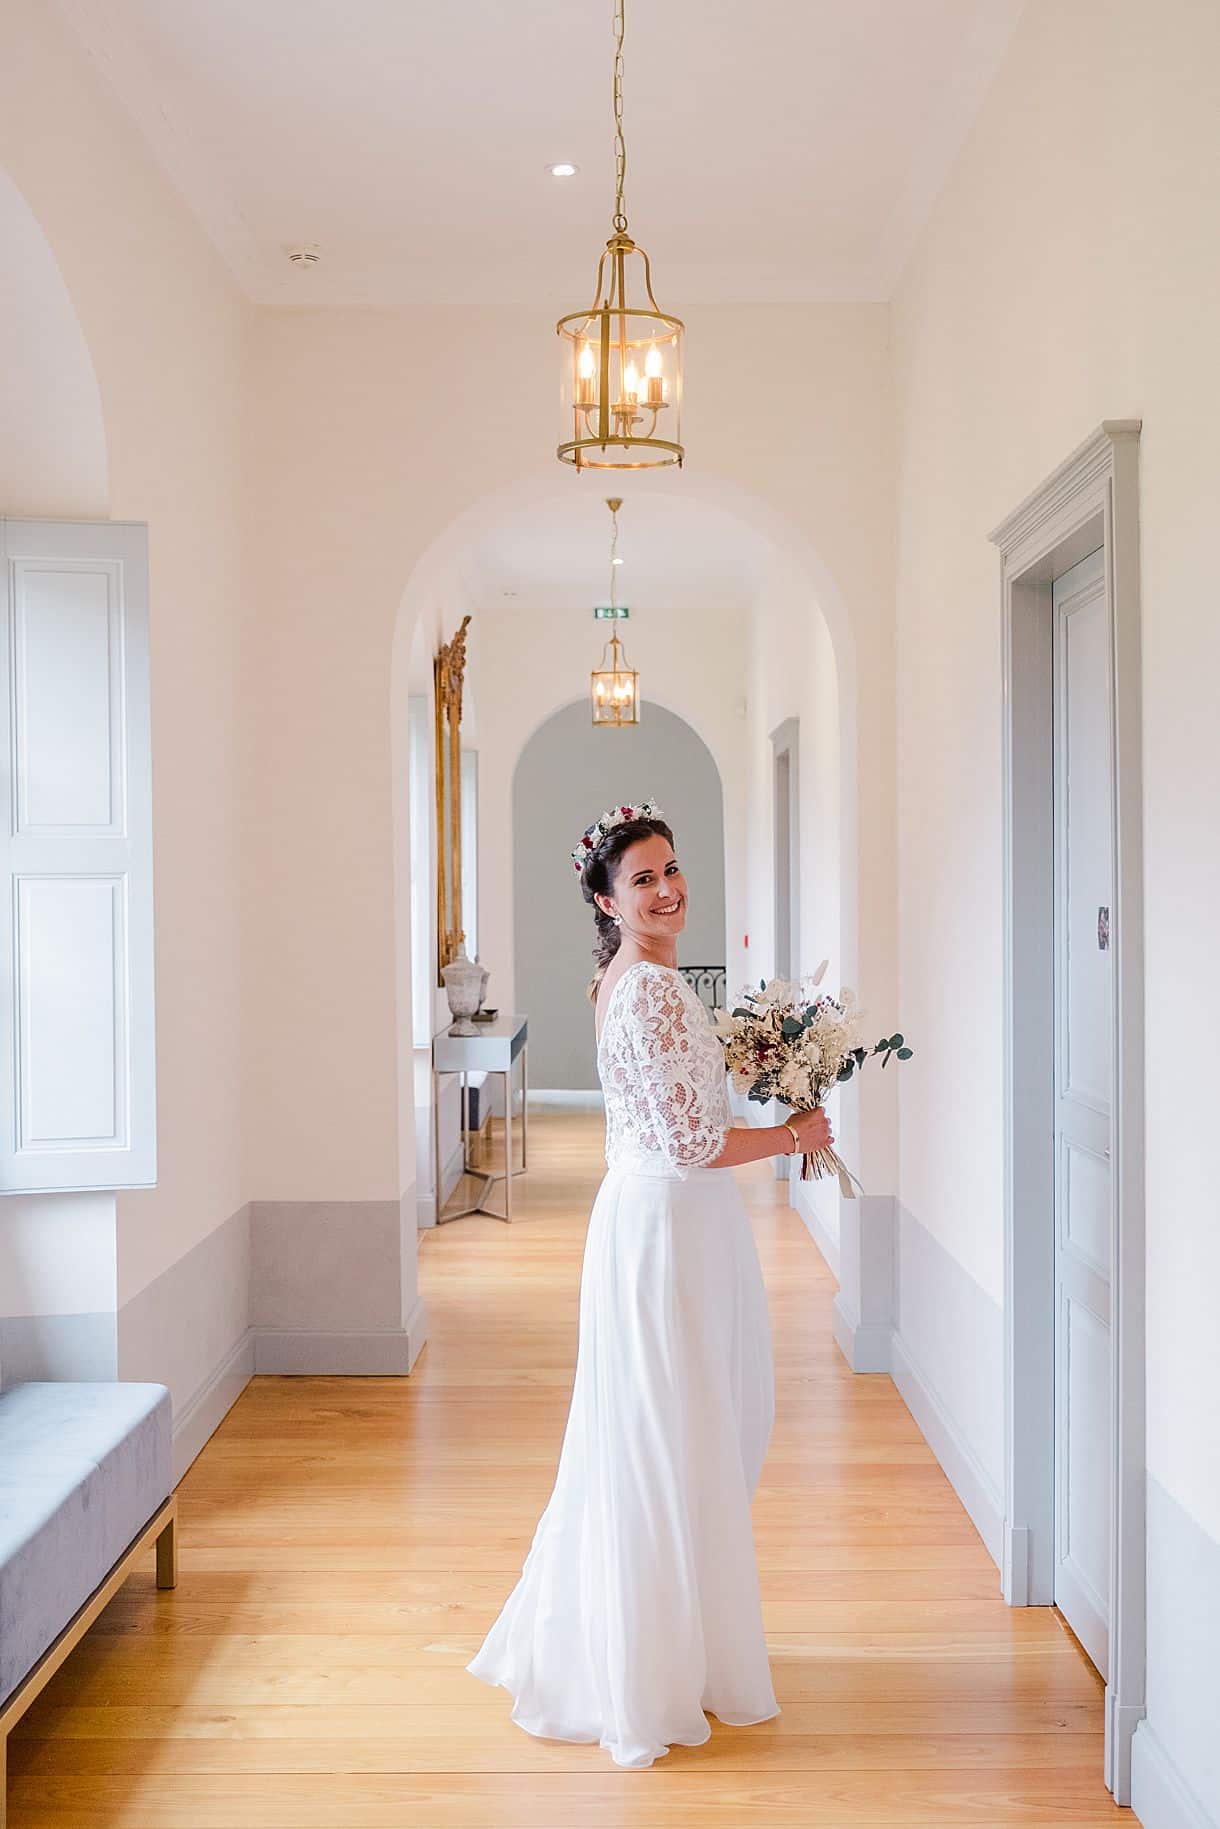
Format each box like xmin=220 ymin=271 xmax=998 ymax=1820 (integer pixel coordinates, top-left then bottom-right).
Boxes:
xmin=0 ymin=1382 xmax=177 ymax=1825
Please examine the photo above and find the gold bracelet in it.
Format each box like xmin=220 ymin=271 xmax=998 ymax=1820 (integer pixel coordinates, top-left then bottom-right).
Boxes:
xmin=782 ymin=1117 xmax=801 ymax=1154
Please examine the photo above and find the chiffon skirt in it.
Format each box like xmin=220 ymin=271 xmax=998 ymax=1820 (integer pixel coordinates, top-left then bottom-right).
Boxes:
xmin=465 ymin=1158 xmax=779 ymax=1769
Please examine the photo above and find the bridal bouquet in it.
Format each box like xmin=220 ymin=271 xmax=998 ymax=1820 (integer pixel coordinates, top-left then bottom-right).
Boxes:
xmin=713 ymin=965 xmax=913 ymax=1197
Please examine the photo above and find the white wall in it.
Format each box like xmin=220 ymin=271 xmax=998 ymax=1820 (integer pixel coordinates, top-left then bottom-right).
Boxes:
xmin=0 ymin=0 xmax=250 ymax=1415
xmin=245 ymin=302 xmax=897 ymax=1216
xmin=892 ymin=0 xmax=1220 ymax=1816
xmin=744 ymin=549 xmax=860 ymax=1248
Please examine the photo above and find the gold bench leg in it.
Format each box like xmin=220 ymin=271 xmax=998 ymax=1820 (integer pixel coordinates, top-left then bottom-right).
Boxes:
xmin=156 ymin=1503 xmax=178 ymax=1590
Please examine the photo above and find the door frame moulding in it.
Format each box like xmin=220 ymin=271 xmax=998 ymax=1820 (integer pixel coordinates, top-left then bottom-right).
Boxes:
xmin=770 ymin=717 xmax=800 ymax=1183
xmin=770 ymin=716 xmax=800 ymax=979
xmin=988 ymin=421 xmax=1144 ymax=1804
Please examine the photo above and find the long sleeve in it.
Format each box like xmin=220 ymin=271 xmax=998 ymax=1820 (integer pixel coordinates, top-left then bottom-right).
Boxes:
xmin=623 ymin=964 xmax=730 ymax=1175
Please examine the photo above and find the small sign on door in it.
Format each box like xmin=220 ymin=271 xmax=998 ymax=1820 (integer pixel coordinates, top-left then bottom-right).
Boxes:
xmin=1098 ymin=906 xmax=1110 ymax=951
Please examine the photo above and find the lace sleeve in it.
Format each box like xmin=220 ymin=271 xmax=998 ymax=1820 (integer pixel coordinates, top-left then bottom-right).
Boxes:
xmin=623 ymin=965 xmax=730 ymax=1175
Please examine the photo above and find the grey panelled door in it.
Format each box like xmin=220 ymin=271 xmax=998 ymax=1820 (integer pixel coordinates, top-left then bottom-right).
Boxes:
xmin=1052 ymin=546 xmax=1112 ymax=1673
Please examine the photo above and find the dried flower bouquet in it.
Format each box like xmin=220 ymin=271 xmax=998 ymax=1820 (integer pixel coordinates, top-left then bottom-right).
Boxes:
xmin=713 ymin=964 xmax=913 ymax=1197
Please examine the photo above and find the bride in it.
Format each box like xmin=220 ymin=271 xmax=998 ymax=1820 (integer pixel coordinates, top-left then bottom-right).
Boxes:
xmin=466 ymin=799 xmax=832 ymax=1769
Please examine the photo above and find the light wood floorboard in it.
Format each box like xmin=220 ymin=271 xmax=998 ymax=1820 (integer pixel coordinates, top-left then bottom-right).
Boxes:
xmin=9 ymin=1109 xmax=1137 ymax=1825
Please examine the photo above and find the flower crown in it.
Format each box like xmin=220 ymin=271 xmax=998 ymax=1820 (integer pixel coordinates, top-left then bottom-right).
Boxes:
xmin=571 ymin=798 xmax=667 ymax=875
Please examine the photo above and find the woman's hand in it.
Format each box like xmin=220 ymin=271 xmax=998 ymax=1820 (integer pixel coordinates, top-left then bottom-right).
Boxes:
xmin=786 ymin=1107 xmax=833 ymax=1156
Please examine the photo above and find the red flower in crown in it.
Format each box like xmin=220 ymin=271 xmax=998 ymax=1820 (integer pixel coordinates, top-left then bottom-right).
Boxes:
xmin=570 ymin=798 xmax=667 ymax=879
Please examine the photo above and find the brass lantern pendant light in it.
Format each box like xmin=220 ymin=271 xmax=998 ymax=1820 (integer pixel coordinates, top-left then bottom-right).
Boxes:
xmin=591 ymin=497 xmax=640 ymax=724
xmin=557 ymin=0 xmax=684 ymax=471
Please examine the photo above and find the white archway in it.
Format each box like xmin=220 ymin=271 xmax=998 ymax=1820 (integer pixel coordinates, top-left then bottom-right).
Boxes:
xmin=389 ymin=463 xmax=857 ymax=1218
xmin=0 ymin=165 xmax=108 ymax=517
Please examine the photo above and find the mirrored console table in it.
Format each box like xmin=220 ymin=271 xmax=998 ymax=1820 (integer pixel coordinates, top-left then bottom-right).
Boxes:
xmin=432 ymin=1015 xmax=527 ymax=1222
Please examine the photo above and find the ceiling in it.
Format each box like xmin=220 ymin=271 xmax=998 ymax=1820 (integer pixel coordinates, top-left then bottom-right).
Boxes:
xmin=58 ymin=0 xmax=1024 ymax=308
xmin=457 ymin=482 xmax=774 ymax=614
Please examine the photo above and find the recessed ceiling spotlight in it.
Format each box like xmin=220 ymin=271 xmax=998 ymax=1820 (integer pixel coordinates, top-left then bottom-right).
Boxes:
xmin=547 ymin=162 xmax=579 ymax=178
xmin=286 ymin=244 xmax=321 ymax=267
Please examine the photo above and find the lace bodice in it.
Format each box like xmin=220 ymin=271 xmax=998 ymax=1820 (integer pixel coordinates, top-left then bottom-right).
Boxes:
xmin=597 ymin=960 xmax=730 ymax=1177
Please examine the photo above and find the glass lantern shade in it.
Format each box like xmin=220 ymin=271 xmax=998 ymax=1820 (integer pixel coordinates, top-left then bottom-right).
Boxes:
xmin=590 ymin=631 xmax=640 ymax=726
xmin=558 ymin=234 xmax=683 ymax=471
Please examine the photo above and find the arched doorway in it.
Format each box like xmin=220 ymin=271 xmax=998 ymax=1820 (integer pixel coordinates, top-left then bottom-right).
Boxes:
xmin=513 ymin=698 xmax=726 ymax=1092
xmin=390 ymin=467 xmax=856 ymax=1233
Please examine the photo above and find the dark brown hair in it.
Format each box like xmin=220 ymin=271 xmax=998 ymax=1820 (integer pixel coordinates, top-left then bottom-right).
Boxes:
xmin=578 ymin=815 xmax=676 ymax=1001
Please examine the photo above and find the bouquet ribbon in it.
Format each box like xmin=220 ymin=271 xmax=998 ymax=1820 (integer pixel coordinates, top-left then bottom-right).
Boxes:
xmin=796 ymin=1143 xmax=865 ymax=1201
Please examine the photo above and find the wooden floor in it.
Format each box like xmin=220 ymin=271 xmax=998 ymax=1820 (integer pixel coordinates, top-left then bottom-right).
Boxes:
xmin=10 ymin=1109 xmax=1137 ymax=1826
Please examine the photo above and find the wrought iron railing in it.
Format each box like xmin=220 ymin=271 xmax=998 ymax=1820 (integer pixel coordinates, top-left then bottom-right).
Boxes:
xmin=679 ymin=965 xmax=726 ymax=1012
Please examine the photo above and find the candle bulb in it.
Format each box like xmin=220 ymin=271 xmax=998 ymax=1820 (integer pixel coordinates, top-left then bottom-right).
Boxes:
xmin=623 ymin=361 xmax=640 ymax=405
xmin=577 ymin=341 xmax=596 ymax=407
xmin=645 ymin=343 xmax=664 ymax=405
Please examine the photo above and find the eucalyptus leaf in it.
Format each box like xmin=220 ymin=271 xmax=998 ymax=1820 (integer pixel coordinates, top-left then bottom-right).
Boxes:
xmin=889 ymin=1033 xmax=904 ymax=1047
xmin=781 ymin=1016 xmax=803 ymax=1037
xmin=897 ymin=1047 xmax=914 ymax=1060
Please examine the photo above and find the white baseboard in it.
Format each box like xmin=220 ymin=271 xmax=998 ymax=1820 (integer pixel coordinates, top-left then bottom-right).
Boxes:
xmin=1132 ymin=1721 xmax=1218 ymax=1829
xmin=890 ymin=1331 xmax=1004 ymax=1565
xmin=831 ymin=1293 xmax=891 ymax=1373
xmin=527 ymin=1089 xmax=603 ymax=1108
xmin=172 ymin=1328 xmax=254 ymax=1481
xmin=1108 ymin=1698 xmax=1146 ymax=1808
xmin=403 ymin=1295 xmax=428 ymax=1372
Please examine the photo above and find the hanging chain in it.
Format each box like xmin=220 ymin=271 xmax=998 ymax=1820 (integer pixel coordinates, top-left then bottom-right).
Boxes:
xmin=612 ymin=0 xmax=628 ymax=233
xmin=608 ymin=499 xmax=620 ymax=605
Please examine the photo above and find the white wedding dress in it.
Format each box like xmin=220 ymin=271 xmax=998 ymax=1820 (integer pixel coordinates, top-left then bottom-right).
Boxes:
xmin=466 ymin=958 xmax=779 ymax=1768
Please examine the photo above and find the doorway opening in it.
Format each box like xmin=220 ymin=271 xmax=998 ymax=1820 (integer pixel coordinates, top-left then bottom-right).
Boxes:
xmin=990 ymin=422 xmax=1144 ymax=1804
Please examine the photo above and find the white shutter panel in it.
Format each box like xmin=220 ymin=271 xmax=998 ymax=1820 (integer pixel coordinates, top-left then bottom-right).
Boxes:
xmin=1 ymin=519 xmax=156 ymax=1191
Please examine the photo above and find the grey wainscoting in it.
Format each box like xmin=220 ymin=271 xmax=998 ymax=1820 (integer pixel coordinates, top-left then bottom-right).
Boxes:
xmin=118 ymin=1203 xmax=253 ymax=1481
xmin=249 ymin=1192 xmax=426 ymax=1376
xmin=819 ymin=1192 xmax=1004 ymax=1565
xmin=0 ymin=1311 xmax=118 ymax=1384
xmin=1131 ymin=1477 xmax=1220 ymax=1829
xmin=890 ymin=1200 xmax=1004 ymax=1561
xmin=1 ymin=1190 xmax=429 ymax=1484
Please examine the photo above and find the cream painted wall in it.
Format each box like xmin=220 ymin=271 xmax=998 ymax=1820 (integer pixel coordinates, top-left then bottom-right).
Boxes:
xmin=245 ymin=302 xmax=897 ymax=1210
xmin=892 ymin=0 xmax=1220 ymax=1560
xmin=0 ymin=0 xmax=249 ymax=1311
xmin=0 ymin=167 xmax=108 ymax=519
xmin=743 ymin=550 xmax=868 ymax=1237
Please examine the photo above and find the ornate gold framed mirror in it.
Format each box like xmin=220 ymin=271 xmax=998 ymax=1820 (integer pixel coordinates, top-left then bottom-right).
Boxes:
xmin=434 ymin=615 xmax=471 ymax=982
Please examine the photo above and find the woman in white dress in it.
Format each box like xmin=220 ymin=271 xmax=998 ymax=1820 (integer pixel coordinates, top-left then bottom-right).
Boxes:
xmin=466 ymin=802 xmax=832 ymax=1769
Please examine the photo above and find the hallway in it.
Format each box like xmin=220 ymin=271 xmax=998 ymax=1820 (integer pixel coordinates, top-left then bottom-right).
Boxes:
xmin=9 ymin=1112 xmax=1132 ymax=1827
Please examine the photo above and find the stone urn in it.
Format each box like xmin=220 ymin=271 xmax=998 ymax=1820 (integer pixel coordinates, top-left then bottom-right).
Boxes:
xmin=442 ymin=951 xmax=483 ymax=1035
